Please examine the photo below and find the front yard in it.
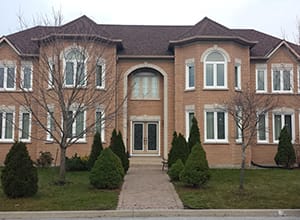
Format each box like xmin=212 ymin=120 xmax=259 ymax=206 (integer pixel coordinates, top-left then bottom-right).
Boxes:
xmin=174 ymin=168 xmax=300 ymax=209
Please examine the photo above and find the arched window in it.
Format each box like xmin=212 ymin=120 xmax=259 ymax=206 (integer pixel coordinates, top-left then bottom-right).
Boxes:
xmin=204 ymin=51 xmax=227 ymax=88
xmin=131 ymin=71 xmax=159 ymax=99
xmin=64 ymin=48 xmax=86 ymax=87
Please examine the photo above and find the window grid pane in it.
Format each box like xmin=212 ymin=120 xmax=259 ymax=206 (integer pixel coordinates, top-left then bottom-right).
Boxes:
xmin=188 ymin=65 xmax=195 ymax=87
xmin=96 ymin=111 xmax=102 ymax=134
xmin=65 ymin=62 xmax=74 ymax=85
xmin=7 ymin=67 xmax=15 ymax=88
xmin=284 ymin=115 xmax=292 ymax=137
xmin=75 ymin=112 xmax=84 ymax=137
xmin=0 ymin=113 xmax=2 ymax=138
xmin=206 ymin=112 xmax=214 ymax=139
xmin=206 ymin=64 xmax=214 ymax=86
xmin=5 ymin=113 xmax=13 ymax=139
xmin=0 ymin=68 xmax=4 ymax=88
xmin=66 ymin=111 xmax=73 ymax=138
xmin=217 ymin=64 xmax=224 ymax=86
xmin=217 ymin=112 xmax=225 ymax=139
xmin=283 ymin=70 xmax=291 ymax=91
xmin=23 ymin=67 xmax=31 ymax=89
xmin=273 ymin=70 xmax=280 ymax=90
xmin=76 ymin=62 xmax=85 ymax=85
xmin=274 ymin=115 xmax=281 ymax=140
xmin=258 ymin=114 xmax=266 ymax=140
xmin=257 ymin=70 xmax=265 ymax=90
xmin=96 ymin=64 xmax=103 ymax=87
xmin=21 ymin=113 xmax=30 ymax=139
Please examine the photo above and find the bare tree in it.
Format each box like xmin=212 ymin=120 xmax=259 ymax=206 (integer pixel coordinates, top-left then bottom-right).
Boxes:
xmin=13 ymin=12 xmax=125 ymax=184
xmin=222 ymin=86 xmax=277 ymax=190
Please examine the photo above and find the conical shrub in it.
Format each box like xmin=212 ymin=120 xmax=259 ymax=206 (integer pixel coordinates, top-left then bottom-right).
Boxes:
xmin=187 ymin=117 xmax=201 ymax=152
xmin=87 ymin=132 xmax=103 ymax=170
xmin=168 ymin=159 xmax=184 ymax=181
xmin=1 ymin=142 xmax=38 ymax=198
xmin=168 ymin=132 xmax=189 ymax=168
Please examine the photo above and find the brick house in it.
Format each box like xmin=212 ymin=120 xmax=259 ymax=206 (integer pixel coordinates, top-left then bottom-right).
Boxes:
xmin=0 ymin=15 xmax=299 ymax=167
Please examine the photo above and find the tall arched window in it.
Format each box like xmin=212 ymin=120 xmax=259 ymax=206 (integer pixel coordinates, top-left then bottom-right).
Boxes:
xmin=64 ymin=48 xmax=86 ymax=87
xmin=131 ymin=71 xmax=159 ymax=99
xmin=204 ymin=51 xmax=227 ymax=88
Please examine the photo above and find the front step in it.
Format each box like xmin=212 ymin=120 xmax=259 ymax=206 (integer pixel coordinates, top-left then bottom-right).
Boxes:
xmin=129 ymin=156 xmax=162 ymax=165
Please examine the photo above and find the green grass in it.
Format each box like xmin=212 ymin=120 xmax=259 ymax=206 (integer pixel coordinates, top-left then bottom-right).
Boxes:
xmin=174 ymin=169 xmax=300 ymax=209
xmin=0 ymin=168 xmax=119 ymax=211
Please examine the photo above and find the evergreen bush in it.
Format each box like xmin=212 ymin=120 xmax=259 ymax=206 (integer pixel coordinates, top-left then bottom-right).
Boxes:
xmin=180 ymin=143 xmax=210 ymax=187
xmin=1 ymin=142 xmax=38 ymax=198
xmin=168 ymin=132 xmax=189 ymax=168
xmin=87 ymin=132 xmax=103 ymax=170
xmin=274 ymin=126 xmax=296 ymax=168
xmin=168 ymin=159 xmax=184 ymax=181
xmin=37 ymin=151 xmax=53 ymax=167
xmin=66 ymin=153 xmax=88 ymax=171
xmin=187 ymin=117 xmax=201 ymax=152
xmin=89 ymin=148 xmax=124 ymax=189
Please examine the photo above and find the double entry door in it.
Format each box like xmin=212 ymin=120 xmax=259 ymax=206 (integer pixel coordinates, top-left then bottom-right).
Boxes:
xmin=132 ymin=121 xmax=159 ymax=155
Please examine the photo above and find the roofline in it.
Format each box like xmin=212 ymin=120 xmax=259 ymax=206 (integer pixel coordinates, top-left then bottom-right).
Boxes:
xmin=0 ymin=37 xmax=21 ymax=55
xmin=117 ymin=55 xmax=174 ymax=59
xmin=266 ymin=40 xmax=300 ymax=59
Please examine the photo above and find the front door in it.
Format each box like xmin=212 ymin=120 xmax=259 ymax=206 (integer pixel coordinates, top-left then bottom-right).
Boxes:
xmin=132 ymin=121 xmax=159 ymax=155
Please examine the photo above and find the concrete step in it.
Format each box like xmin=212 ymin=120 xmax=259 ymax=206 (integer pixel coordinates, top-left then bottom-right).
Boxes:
xmin=129 ymin=156 xmax=163 ymax=165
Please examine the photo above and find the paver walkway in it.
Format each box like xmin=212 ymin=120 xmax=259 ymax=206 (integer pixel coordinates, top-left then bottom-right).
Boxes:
xmin=117 ymin=164 xmax=184 ymax=209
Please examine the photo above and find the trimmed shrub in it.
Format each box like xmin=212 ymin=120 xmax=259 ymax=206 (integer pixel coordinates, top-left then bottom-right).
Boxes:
xmin=180 ymin=143 xmax=210 ymax=187
xmin=1 ymin=142 xmax=38 ymax=198
xmin=37 ymin=151 xmax=53 ymax=167
xmin=87 ymin=132 xmax=103 ymax=170
xmin=168 ymin=132 xmax=189 ymax=168
xmin=168 ymin=159 xmax=184 ymax=181
xmin=274 ymin=126 xmax=296 ymax=168
xmin=110 ymin=129 xmax=129 ymax=173
xmin=66 ymin=153 xmax=88 ymax=171
xmin=187 ymin=117 xmax=201 ymax=152
xmin=89 ymin=148 xmax=124 ymax=189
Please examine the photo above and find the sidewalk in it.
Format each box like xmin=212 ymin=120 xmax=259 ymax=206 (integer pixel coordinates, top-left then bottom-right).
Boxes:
xmin=117 ymin=164 xmax=184 ymax=209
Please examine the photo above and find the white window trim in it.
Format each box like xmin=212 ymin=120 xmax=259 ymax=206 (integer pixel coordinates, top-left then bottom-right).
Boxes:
xmin=19 ymin=108 xmax=31 ymax=142
xmin=204 ymin=107 xmax=228 ymax=143
xmin=257 ymin=112 xmax=269 ymax=143
xmin=48 ymin=59 xmax=55 ymax=89
xmin=185 ymin=105 xmax=195 ymax=140
xmin=272 ymin=110 xmax=294 ymax=143
xmin=185 ymin=58 xmax=195 ymax=90
xmin=46 ymin=110 xmax=54 ymax=141
xmin=20 ymin=62 xmax=33 ymax=91
xmin=96 ymin=58 xmax=106 ymax=89
xmin=234 ymin=59 xmax=241 ymax=91
xmin=271 ymin=65 xmax=293 ymax=93
xmin=235 ymin=109 xmax=242 ymax=143
xmin=95 ymin=109 xmax=105 ymax=142
xmin=255 ymin=66 xmax=267 ymax=93
xmin=0 ymin=106 xmax=15 ymax=143
xmin=0 ymin=61 xmax=16 ymax=91
xmin=64 ymin=107 xmax=86 ymax=143
xmin=204 ymin=61 xmax=227 ymax=89
xmin=131 ymin=72 xmax=160 ymax=100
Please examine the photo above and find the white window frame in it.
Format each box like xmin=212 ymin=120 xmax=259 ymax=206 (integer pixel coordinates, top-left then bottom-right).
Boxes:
xmin=255 ymin=64 xmax=267 ymax=93
xmin=272 ymin=110 xmax=294 ymax=143
xmin=63 ymin=48 xmax=87 ymax=88
xmin=185 ymin=105 xmax=195 ymax=140
xmin=19 ymin=108 xmax=31 ymax=142
xmin=257 ymin=112 xmax=269 ymax=143
xmin=131 ymin=72 xmax=160 ymax=100
xmin=20 ymin=62 xmax=33 ymax=91
xmin=185 ymin=58 xmax=195 ymax=90
xmin=0 ymin=106 xmax=15 ymax=143
xmin=271 ymin=64 xmax=293 ymax=93
xmin=46 ymin=106 xmax=55 ymax=141
xmin=234 ymin=59 xmax=241 ymax=91
xmin=48 ymin=59 xmax=55 ymax=89
xmin=96 ymin=58 xmax=106 ymax=89
xmin=65 ymin=107 xmax=86 ymax=143
xmin=235 ymin=108 xmax=242 ymax=143
xmin=0 ymin=61 xmax=16 ymax=91
xmin=95 ymin=109 xmax=105 ymax=142
xmin=204 ymin=106 xmax=228 ymax=143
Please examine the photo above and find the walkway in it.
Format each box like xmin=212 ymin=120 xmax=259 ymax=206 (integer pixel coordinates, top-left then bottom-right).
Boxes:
xmin=117 ymin=163 xmax=184 ymax=210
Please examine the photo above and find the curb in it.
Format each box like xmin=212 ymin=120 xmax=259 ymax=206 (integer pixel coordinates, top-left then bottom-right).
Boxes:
xmin=0 ymin=209 xmax=300 ymax=219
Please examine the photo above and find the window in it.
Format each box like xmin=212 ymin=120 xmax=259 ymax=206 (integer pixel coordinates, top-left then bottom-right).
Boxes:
xmin=0 ymin=64 xmax=15 ymax=90
xmin=66 ymin=109 xmax=86 ymax=141
xmin=257 ymin=113 xmax=268 ymax=143
xmin=272 ymin=65 xmax=293 ymax=93
xmin=95 ymin=109 xmax=105 ymax=141
xmin=185 ymin=59 xmax=195 ymax=90
xmin=64 ymin=49 xmax=86 ymax=87
xmin=234 ymin=62 xmax=241 ymax=90
xmin=47 ymin=111 xmax=55 ymax=141
xmin=21 ymin=63 xmax=32 ymax=90
xmin=48 ymin=60 xmax=55 ymax=88
xmin=273 ymin=112 xmax=294 ymax=142
xmin=185 ymin=109 xmax=195 ymax=139
xmin=19 ymin=111 xmax=31 ymax=142
xmin=96 ymin=59 xmax=105 ymax=89
xmin=256 ymin=65 xmax=267 ymax=92
xmin=204 ymin=51 xmax=227 ymax=89
xmin=205 ymin=109 xmax=228 ymax=142
xmin=131 ymin=72 xmax=159 ymax=99
xmin=235 ymin=109 xmax=242 ymax=143
xmin=0 ymin=109 xmax=14 ymax=142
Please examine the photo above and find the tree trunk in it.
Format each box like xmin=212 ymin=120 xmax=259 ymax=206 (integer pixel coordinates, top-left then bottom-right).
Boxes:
xmin=239 ymin=145 xmax=246 ymax=190
xmin=59 ymin=147 xmax=67 ymax=184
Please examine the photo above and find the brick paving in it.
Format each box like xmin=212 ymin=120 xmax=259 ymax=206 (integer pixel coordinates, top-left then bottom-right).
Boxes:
xmin=117 ymin=164 xmax=184 ymax=210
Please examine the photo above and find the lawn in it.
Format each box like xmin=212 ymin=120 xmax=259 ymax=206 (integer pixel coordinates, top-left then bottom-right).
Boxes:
xmin=0 ymin=168 xmax=119 ymax=211
xmin=174 ymin=169 xmax=300 ymax=209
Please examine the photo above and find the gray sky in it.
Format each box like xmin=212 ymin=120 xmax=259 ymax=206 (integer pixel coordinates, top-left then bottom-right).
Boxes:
xmin=1 ymin=0 xmax=300 ymax=43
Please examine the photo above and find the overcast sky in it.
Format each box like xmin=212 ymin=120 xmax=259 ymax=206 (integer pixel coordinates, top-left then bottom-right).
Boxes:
xmin=1 ymin=0 xmax=300 ymax=43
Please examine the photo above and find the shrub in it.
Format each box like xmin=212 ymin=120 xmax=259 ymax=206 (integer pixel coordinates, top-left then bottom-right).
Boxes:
xmin=187 ymin=117 xmax=201 ymax=152
xmin=66 ymin=153 xmax=88 ymax=171
xmin=168 ymin=159 xmax=184 ymax=181
xmin=87 ymin=132 xmax=103 ymax=170
xmin=1 ymin=142 xmax=38 ymax=198
xmin=180 ymin=143 xmax=210 ymax=187
xmin=274 ymin=126 xmax=296 ymax=168
xmin=37 ymin=151 xmax=53 ymax=167
xmin=89 ymin=148 xmax=124 ymax=189
xmin=168 ymin=132 xmax=189 ymax=168
xmin=110 ymin=129 xmax=129 ymax=173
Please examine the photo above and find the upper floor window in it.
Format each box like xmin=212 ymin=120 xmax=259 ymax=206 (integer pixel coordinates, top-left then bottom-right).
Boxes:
xmin=185 ymin=59 xmax=195 ymax=90
xmin=21 ymin=62 xmax=33 ymax=90
xmin=272 ymin=64 xmax=293 ymax=93
xmin=0 ymin=62 xmax=16 ymax=90
xmin=0 ymin=107 xmax=14 ymax=142
xmin=96 ymin=59 xmax=105 ymax=89
xmin=64 ymin=48 xmax=86 ymax=87
xmin=234 ymin=61 xmax=241 ymax=90
xmin=256 ymin=64 xmax=267 ymax=93
xmin=131 ymin=71 xmax=159 ymax=99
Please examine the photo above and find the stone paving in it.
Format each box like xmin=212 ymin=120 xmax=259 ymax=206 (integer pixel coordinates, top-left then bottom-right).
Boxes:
xmin=117 ymin=164 xmax=184 ymax=210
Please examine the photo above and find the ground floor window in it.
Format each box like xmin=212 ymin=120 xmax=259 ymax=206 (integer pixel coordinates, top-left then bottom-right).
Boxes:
xmin=19 ymin=111 xmax=31 ymax=142
xmin=0 ymin=110 xmax=14 ymax=141
xmin=205 ymin=109 xmax=227 ymax=142
xmin=95 ymin=110 xmax=105 ymax=141
xmin=257 ymin=113 xmax=268 ymax=143
xmin=273 ymin=112 xmax=294 ymax=142
xmin=66 ymin=109 xmax=86 ymax=141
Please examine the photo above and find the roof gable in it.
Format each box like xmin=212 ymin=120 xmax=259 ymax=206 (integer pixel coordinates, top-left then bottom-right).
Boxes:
xmin=0 ymin=37 xmax=21 ymax=55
